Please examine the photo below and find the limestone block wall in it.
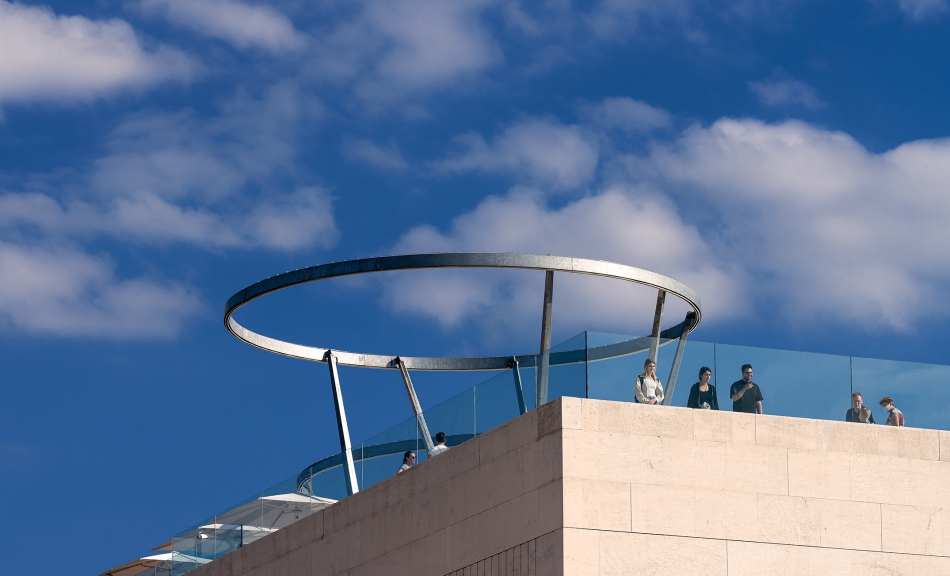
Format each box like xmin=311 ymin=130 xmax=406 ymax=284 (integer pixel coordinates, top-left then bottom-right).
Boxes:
xmin=561 ymin=397 xmax=950 ymax=576
xmin=186 ymin=397 xmax=950 ymax=576
xmin=186 ymin=399 xmax=567 ymax=576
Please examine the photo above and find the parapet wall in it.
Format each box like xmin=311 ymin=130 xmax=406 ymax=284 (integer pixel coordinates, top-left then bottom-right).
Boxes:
xmin=188 ymin=396 xmax=564 ymax=576
xmin=190 ymin=398 xmax=950 ymax=576
xmin=561 ymin=398 xmax=950 ymax=576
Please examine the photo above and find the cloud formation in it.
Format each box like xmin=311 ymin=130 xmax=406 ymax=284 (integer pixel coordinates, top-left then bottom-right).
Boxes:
xmin=341 ymin=136 xmax=410 ymax=171
xmin=748 ymin=78 xmax=825 ymax=109
xmin=309 ymin=0 xmax=502 ymax=103
xmin=581 ymin=97 xmax=672 ymax=133
xmin=387 ymin=188 xmax=743 ymax=339
xmin=0 ymin=1 xmax=197 ymax=105
xmin=437 ymin=118 xmax=600 ymax=190
xmin=402 ymin=115 xmax=950 ymax=335
xmin=896 ymin=0 xmax=948 ymax=19
xmin=138 ymin=0 xmax=308 ymax=53
xmin=0 ymin=82 xmax=337 ymax=338
xmin=0 ymin=242 xmax=202 ymax=338
xmin=641 ymin=118 xmax=950 ymax=330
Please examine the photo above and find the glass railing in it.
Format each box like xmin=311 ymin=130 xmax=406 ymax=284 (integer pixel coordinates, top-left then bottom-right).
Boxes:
xmin=148 ymin=330 xmax=949 ymax=576
xmin=162 ymin=473 xmax=335 ymax=575
xmin=299 ymin=331 xmax=950 ymax=501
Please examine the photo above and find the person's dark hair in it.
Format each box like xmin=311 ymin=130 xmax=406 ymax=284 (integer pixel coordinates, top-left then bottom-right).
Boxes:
xmin=741 ymin=364 xmax=753 ymax=373
xmin=879 ymin=396 xmax=894 ymax=407
xmin=403 ymin=451 xmax=415 ymax=465
xmin=851 ymin=391 xmax=863 ymax=400
xmin=435 ymin=432 xmax=446 ymax=444
xmin=699 ymin=366 xmax=711 ymax=378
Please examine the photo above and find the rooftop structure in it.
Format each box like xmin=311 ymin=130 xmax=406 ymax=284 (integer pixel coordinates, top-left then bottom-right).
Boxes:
xmin=101 ymin=254 xmax=950 ymax=576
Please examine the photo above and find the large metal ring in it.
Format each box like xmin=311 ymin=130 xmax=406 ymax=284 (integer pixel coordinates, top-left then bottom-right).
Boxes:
xmin=224 ymin=253 xmax=702 ymax=371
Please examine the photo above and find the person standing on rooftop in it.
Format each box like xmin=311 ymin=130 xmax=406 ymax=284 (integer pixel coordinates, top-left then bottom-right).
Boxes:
xmin=429 ymin=432 xmax=449 ymax=456
xmin=846 ymin=392 xmax=875 ymax=423
xmin=686 ymin=366 xmax=719 ymax=410
xmin=880 ymin=397 xmax=904 ymax=426
xmin=730 ymin=364 xmax=763 ymax=414
xmin=635 ymin=358 xmax=664 ymax=405
xmin=398 ymin=451 xmax=415 ymax=474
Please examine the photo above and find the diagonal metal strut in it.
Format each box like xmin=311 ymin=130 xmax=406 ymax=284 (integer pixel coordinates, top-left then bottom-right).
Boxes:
xmin=397 ymin=357 xmax=435 ymax=454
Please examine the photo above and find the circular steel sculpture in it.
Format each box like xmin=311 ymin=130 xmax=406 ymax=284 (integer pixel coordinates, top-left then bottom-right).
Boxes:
xmin=224 ymin=252 xmax=702 ymax=370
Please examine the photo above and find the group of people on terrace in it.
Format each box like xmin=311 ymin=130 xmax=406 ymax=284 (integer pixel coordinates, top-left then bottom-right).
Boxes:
xmin=637 ymin=357 xmax=905 ymax=426
xmin=397 ymin=357 xmax=907 ymax=474
xmin=398 ymin=431 xmax=449 ymax=474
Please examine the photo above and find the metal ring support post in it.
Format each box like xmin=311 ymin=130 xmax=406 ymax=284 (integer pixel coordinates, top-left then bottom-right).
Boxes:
xmin=224 ymin=253 xmax=703 ymax=371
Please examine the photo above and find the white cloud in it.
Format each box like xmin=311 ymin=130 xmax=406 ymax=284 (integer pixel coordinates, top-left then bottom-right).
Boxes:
xmin=387 ymin=188 xmax=744 ymax=340
xmin=0 ymin=82 xmax=340 ymax=251
xmin=640 ymin=118 xmax=950 ymax=330
xmin=581 ymin=97 xmax=672 ymax=133
xmin=0 ymin=82 xmax=337 ymax=339
xmin=341 ymin=136 xmax=409 ymax=171
xmin=587 ymin=0 xmax=696 ymax=42
xmin=0 ymin=242 xmax=202 ymax=338
xmin=401 ymin=113 xmax=950 ymax=336
xmin=309 ymin=0 xmax=502 ymax=102
xmin=748 ymin=78 xmax=825 ymax=109
xmin=244 ymin=187 xmax=340 ymax=250
xmin=437 ymin=118 xmax=600 ymax=190
xmin=92 ymin=82 xmax=314 ymax=201
xmin=896 ymin=0 xmax=948 ymax=19
xmin=138 ymin=0 xmax=308 ymax=53
xmin=0 ymin=1 xmax=197 ymax=104
xmin=0 ymin=188 xmax=338 ymax=251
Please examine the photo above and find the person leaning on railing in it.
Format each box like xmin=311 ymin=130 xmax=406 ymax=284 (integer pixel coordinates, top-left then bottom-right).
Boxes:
xmin=634 ymin=358 xmax=664 ymax=405
xmin=686 ymin=366 xmax=719 ymax=410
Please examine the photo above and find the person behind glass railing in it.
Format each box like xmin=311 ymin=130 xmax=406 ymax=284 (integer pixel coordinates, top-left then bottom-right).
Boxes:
xmin=686 ymin=366 xmax=719 ymax=410
xmin=398 ymin=451 xmax=415 ymax=474
xmin=845 ymin=391 xmax=875 ymax=423
xmin=730 ymin=364 xmax=763 ymax=414
xmin=879 ymin=397 xmax=904 ymax=426
xmin=635 ymin=358 xmax=664 ymax=405
xmin=429 ymin=432 xmax=449 ymax=456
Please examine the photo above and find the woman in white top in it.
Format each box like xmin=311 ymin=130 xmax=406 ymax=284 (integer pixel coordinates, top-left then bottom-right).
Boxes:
xmin=398 ymin=451 xmax=416 ymax=473
xmin=635 ymin=358 xmax=664 ymax=405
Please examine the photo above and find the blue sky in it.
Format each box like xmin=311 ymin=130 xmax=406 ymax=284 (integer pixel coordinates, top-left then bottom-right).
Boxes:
xmin=1 ymin=0 xmax=949 ymax=573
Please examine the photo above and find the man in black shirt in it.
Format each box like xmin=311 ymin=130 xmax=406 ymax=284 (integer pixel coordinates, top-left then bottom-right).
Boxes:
xmin=730 ymin=364 xmax=763 ymax=414
xmin=845 ymin=392 xmax=875 ymax=423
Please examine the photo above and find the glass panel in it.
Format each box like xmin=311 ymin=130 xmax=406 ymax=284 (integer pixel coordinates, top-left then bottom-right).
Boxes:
xmin=851 ymin=356 xmax=950 ymax=430
xmin=424 ymin=386 xmax=476 ymax=448
xmin=586 ymin=331 xmax=671 ymax=403
xmin=474 ymin=369 xmax=525 ymax=436
xmin=546 ymin=332 xmax=587 ymax=402
xmin=359 ymin=415 xmax=420 ymax=488
xmin=308 ymin=463 xmax=348 ymax=501
xmin=713 ymin=343 xmax=851 ymax=420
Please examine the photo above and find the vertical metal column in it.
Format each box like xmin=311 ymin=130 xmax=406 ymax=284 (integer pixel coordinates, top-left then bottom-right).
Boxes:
xmin=662 ymin=312 xmax=695 ymax=406
xmin=536 ymin=270 xmax=554 ymax=407
xmin=326 ymin=351 xmax=359 ymax=495
xmin=396 ymin=358 xmax=435 ymax=454
xmin=509 ymin=357 xmax=527 ymax=415
xmin=647 ymin=289 xmax=666 ymax=364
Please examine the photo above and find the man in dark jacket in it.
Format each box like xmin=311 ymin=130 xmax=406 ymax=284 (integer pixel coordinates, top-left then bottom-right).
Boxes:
xmin=845 ymin=392 xmax=875 ymax=423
